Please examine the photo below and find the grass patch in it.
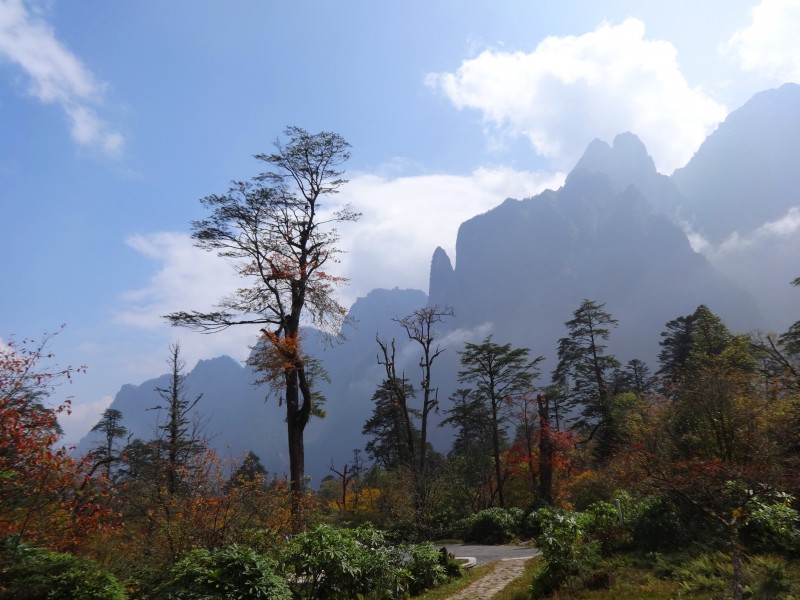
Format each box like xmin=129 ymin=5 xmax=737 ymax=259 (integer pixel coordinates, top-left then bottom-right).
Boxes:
xmin=493 ymin=558 xmax=541 ymax=600
xmin=417 ymin=551 xmax=800 ymax=599
xmin=527 ymin=552 xmax=800 ymax=599
xmin=529 ymin=561 xmax=706 ymax=599
xmin=413 ymin=563 xmax=494 ymax=599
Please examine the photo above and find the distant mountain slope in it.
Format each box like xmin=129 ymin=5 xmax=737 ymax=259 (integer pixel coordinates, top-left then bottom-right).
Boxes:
xmin=78 ymin=288 xmax=428 ymax=484
xmin=672 ymin=82 xmax=800 ymax=244
xmin=77 ymin=355 xmax=288 ymax=474
xmin=671 ymin=83 xmax=800 ymax=330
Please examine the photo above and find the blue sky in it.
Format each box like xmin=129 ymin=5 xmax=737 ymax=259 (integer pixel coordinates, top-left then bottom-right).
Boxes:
xmin=1 ymin=0 xmax=798 ymax=443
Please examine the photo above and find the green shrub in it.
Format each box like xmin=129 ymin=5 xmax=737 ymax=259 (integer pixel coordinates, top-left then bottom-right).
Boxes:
xmin=524 ymin=507 xmax=551 ymax=539
xmin=405 ymin=543 xmax=447 ymax=595
xmin=153 ymin=544 xmax=291 ymax=600
xmin=283 ymin=525 xmax=372 ymax=599
xmin=579 ymin=500 xmax=630 ymax=554
xmin=463 ymin=508 xmax=518 ymax=544
xmin=507 ymin=507 xmax=526 ymax=536
xmin=748 ymin=555 xmax=795 ymax=599
xmin=352 ymin=525 xmax=411 ymax=599
xmin=0 ymin=545 xmax=126 ymax=600
xmin=742 ymin=498 xmax=800 ymax=556
xmin=281 ymin=524 xmax=456 ymax=599
xmin=531 ymin=509 xmax=600 ymax=598
xmin=284 ymin=524 xmax=419 ymax=600
xmin=673 ymin=551 xmax=731 ymax=595
xmin=629 ymin=495 xmax=692 ymax=552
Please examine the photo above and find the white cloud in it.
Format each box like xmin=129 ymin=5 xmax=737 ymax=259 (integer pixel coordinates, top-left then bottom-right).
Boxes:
xmin=115 ymin=232 xmax=257 ymax=370
xmin=703 ymin=206 xmax=800 ymax=333
xmin=437 ymin=322 xmax=495 ymax=349
xmin=58 ymin=394 xmax=113 ymax=446
xmin=714 ymin=206 xmax=800 ymax=254
xmin=119 ymin=231 xmax=240 ymax=329
xmin=724 ymin=0 xmax=800 ymax=82
xmin=0 ymin=0 xmax=123 ymax=155
xmin=426 ymin=18 xmax=727 ymax=174
xmin=119 ymin=167 xmax=564 ymax=341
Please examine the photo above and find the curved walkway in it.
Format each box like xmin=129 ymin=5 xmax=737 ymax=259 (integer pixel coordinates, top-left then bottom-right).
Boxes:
xmin=442 ymin=544 xmax=539 ymax=599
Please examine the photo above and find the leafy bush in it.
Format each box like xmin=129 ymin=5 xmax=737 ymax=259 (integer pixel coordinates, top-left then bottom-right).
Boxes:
xmin=749 ymin=555 xmax=795 ymax=599
xmin=284 ymin=524 xmax=422 ymax=599
xmin=0 ymin=545 xmax=127 ymax=600
xmin=352 ymin=525 xmax=412 ymax=599
xmin=281 ymin=524 xmax=454 ymax=599
xmin=153 ymin=544 xmax=291 ymax=600
xmin=405 ymin=543 xmax=447 ymax=595
xmin=669 ymin=551 xmax=799 ymax=598
xmin=463 ymin=508 xmax=518 ymax=544
xmin=673 ymin=551 xmax=731 ymax=595
xmin=742 ymin=497 xmax=800 ymax=556
xmin=629 ymin=495 xmax=692 ymax=552
xmin=568 ymin=470 xmax=616 ymax=510
xmin=531 ymin=509 xmax=600 ymax=598
xmin=579 ymin=500 xmax=629 ymax=554
xmin=283 ymin=525 xmax=375 ymax=599
xmin=524 ymin=507 xmax=550 ymax=539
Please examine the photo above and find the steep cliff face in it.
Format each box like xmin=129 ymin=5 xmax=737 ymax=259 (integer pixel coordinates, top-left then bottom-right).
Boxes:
xmin=574 ymin=132 xmax=684 ymax=218
xmin=429 ymin=133 xmax=760 ymax=368
xmin=672 ymin=82 xmax=800 ymax=244
xmin=428 ymin=246 xmax=455 ymax=308
xmin=671 ymin=83 xmax=800 ymax=329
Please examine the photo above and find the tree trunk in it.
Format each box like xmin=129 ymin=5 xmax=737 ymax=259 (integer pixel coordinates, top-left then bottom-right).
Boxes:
xmin=285 ymin=369 xmax=306 ymax=533
xmin=491 ymin=397 xmax=505 ymax=507
xmin=729 ymin=523 xmax=744 ymax=600
xmin=537 ymin=395 xmax=554 ymax=506
xmin=287 ymin=418 xmax=305 ymax=533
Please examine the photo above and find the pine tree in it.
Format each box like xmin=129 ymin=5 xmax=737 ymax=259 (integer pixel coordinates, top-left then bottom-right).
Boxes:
xmin=152 ymin=343 xmax=204 ymax=496
xmin=552 ymin=299 xmax=620 ymax=458
xmin=363 ymin=379 xmax=419 ymax=469
xmin=90 ymin=408 xmax=127 ymax=481
xmin=458 ymin=337 xmax=541 ymax=507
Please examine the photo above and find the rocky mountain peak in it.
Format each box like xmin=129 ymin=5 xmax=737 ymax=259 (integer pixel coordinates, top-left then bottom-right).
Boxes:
xmin=574 ymin=132 xmax=657 ymax=181
xmin=428 ymin=246 xmax=454 ymax=307
xmin=570 ymin=131 xmax=681 ymax=219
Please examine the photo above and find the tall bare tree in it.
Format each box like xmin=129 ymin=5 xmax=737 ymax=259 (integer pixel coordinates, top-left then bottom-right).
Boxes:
xmin=395 ymin=305 xmax=454 ymax=476
xmin=165 ymin=127 xmax=359 ymax=528
xmin=152 ymin=343 xmax=203 ymax=496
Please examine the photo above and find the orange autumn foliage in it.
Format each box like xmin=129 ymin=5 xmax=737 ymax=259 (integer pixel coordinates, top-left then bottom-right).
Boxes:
xmin=0 ymin=333 xmax=120 ymax=551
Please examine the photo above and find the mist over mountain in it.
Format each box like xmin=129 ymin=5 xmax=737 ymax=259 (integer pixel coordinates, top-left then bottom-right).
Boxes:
xmin=672 ymin=83 xmax=800 ymax=245
xmin=671 ymin=83 xmax=800 ymax=332
xmin=81 ymin=84 xmax=799 ymax=485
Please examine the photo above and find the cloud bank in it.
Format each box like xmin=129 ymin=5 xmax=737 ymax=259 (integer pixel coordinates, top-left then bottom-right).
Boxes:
xmin=118 ymin=167 xmax=564 ymax=341
xmin=725 ymin=0 xmax=800 ymax=83
xmin=0 ymin=0 xmax=123 ymax=155
xmin=426 ymin=18 xmax=727 ymax=174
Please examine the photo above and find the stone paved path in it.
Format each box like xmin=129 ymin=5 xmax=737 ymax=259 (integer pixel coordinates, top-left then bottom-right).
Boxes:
xmin=445 ymin=557 xmax=530 ymax=599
